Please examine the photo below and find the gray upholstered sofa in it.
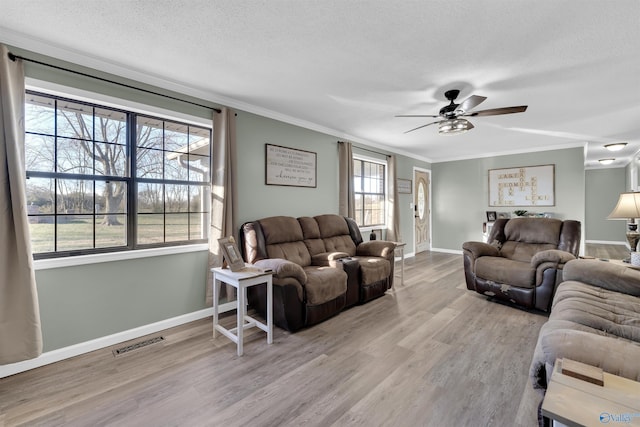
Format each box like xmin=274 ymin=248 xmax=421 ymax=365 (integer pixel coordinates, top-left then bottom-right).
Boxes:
xmin=530 ymin=259 xmax=640 ymax=396
xmin=240 ymin=214 xmax=395 ymax=331
xmin=463 ymin=217 xmax=581 ymax=311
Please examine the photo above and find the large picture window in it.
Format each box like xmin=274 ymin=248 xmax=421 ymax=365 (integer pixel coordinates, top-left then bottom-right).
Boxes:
xmin=25 ymin=91 xmax=212 ymax=258
xmin=353 ymin=157 xmax=386 ymax=227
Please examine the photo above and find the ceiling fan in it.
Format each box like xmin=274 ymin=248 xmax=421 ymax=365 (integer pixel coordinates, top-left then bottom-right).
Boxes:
xmin=396 ymin=89 xmax=527 ymax=135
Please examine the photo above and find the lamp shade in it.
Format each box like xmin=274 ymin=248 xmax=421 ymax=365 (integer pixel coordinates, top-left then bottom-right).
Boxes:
xmin=607 ymin=192 xmax=640 ymax=219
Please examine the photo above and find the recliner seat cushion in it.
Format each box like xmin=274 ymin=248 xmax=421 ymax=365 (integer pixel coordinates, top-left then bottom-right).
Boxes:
xmin=303 ymin=267 xmax=348 ymax=305
xmin=353 ymin=256 xmax=391 ymax=285
xmin=475 ymin=257 xmax=535 ymax=288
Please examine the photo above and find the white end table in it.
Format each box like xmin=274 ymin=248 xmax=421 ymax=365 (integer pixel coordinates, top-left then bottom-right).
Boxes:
xmin=211 ymin=265 xmax=273 ymax=356
xmin=393 ymin=242 xmax=406 ymax=287
xmin=542 ymin=358 xmax=640 ymax=426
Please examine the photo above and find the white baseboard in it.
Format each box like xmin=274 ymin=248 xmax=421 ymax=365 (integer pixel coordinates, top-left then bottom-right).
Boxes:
xmin=0 ymin=307 xmax=218 ymax=379
xmin=585 ymin=240 xmax=628 ymax=246
xmin=431 ymin=247 xmax=463 ymax=255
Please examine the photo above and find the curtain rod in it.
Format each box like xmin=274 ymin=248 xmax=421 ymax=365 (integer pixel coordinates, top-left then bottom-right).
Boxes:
xmin=340 ymin=141 xmax=390 ymax=158
xmin=8 ymin=52 xmax=222 ymax=114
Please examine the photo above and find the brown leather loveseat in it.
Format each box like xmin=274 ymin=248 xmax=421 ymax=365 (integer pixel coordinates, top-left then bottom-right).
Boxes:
xmin=240 ymin=214 xmax=396 ymax=331
xmin=462 ymin=217 xmax=581 ymax=311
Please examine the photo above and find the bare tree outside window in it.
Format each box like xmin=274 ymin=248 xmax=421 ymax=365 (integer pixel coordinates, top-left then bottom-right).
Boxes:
xmin=24 ymin=91 xmax=211 ymax=257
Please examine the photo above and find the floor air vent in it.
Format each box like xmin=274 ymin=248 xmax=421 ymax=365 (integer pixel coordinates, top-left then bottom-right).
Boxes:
xmin=112 ymin=336 xmax=165 ymax=357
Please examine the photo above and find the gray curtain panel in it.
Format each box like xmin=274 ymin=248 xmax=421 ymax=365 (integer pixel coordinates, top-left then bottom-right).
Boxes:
xmin=386 ymin=155 xmax=401 ymax=242
xmin=206 ymin=107 xmax=237 ymax=306
xmin=338 ymin=141 xmax=355 ymax=218
xmin=0 ymin=44 xmax=43 ymax=364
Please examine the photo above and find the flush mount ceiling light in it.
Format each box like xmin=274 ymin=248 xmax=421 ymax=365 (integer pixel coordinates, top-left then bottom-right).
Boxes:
xmin=438 ymin=118 xmax=474 ymax=135
xmin=604 ymin=142 xmax=628 ymax=151
xmin=599 ymin=158 xmax=615 ymax=165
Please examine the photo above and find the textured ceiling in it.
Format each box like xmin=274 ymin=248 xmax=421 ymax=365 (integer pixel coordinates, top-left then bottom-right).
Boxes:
xmin=1 ymin=0 xmax=639 ymax=167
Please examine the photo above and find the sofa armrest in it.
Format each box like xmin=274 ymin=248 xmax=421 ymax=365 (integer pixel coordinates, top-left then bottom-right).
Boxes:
xmin=462 ymin=241 xmax=500 ymax=260
xmin=311 ymin=251 xmax=350 ymax=266
xmin=531 ymin=249 xmax=576 ymax=268
xmin=253 ymin=258 xmax=307 ymax=284
xmin=356 ymin=240 xmax=395 ymax=258
xmin=563 ymin=259 xmax=640 ymax=297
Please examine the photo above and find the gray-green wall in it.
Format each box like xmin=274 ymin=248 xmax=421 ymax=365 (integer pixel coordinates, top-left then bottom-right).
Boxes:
xmin=14 ymin=46 xmax=429 ymax=352
xmin=585 ymin=168 xmax=627 ymax=243
xmin=431 ymin=147 xmax=586 ymax=251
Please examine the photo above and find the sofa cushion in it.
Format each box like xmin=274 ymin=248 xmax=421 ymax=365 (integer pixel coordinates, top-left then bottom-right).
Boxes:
xmin=303 ymin=267 xmax=347 ymax=305
xmin=260 ymin=216 xmax=304 ymax=243
xmin=551 ymin=281 xmax=640 ymax=342
xmin=504 ymin=217 xmax=562 ymax=245
xmin=353 ymin=256 xmax=391 ymax=285
xmin=315 ymin=214 xmax=350 ymax=237
xmin=500 ymin=241 xmax=557 ymax=263
xmin=323 ymin=235 xmax=357 ymax=256
xmin=266 ymin=241 xmax=311 ymax=267
xmin=475 ymin=257 xmax=535 ymax=288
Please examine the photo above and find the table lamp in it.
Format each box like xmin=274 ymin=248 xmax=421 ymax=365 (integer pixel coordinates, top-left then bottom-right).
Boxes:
xmin=607 ymin=192 xmax=640 ymax=261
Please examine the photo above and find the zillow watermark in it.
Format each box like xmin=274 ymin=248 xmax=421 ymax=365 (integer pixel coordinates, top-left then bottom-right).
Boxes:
xmin=599 ymin=412 xmax=640 ymax=424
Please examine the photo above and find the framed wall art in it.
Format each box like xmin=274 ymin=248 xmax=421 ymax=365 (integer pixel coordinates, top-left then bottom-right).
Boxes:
xmin=488 ymin=164 xmax=555 ymax=207
xmin=397 ymin=179 xmax=412 ymax=194
xmin=265 ymin=144 xmax=317 ymax=188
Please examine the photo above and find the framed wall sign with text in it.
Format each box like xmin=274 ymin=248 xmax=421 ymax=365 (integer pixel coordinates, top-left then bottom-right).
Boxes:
xmin=488 ymin=164 xmax=555 ymax=207
xmin=265 ymin=144 xmax=317 ymax=188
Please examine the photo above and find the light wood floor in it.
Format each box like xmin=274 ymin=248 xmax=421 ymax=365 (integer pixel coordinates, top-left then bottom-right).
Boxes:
xmin=0 ymin=245 xmax=625 ymax=427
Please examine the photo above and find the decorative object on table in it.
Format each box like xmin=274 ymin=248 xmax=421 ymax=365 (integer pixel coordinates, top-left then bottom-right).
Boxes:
xmin=497 ymin=212 xmax=511 ymax=219
xmin=514 ymin=210 xmax=528 ymax=217
xmin=369 ymin=231 xmax=377 ymax=240
xmin=369 ymin=229 xmax=382 ymax=240
xmin=265 ymin=143 xmax=317 ymax=188
xmin=607 ymin=192 xmax=640 ymax=262
xmin=488 ymin=164 xmax=555 ymax=207
xmin=396 ymin=178 xmax=412 ymax=194
xmin=486 ymin=211 xmax=497 ymax=222
xmin=218 ymin=236 xmax=245 ymax=272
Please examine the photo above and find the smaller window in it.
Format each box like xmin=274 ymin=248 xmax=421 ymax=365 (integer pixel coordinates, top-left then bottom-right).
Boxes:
xmin=353 ymin=157 xmax=386 ymax=227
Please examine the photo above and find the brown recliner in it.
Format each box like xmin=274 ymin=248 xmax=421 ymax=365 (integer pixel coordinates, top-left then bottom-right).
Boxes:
xmin=463 ymin=217 xmax=581 ymax=311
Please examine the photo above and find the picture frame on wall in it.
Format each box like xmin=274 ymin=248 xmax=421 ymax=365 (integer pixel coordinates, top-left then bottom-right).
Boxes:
xmin=397 ymin=179 xmax=412 ymax=194
xmin=265 ymin=144 xmax=317 ymax=188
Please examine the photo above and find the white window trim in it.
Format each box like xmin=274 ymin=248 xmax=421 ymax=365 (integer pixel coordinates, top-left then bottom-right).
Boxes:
xmin=25 ymin=79 xmax=213 ymax=267
xmin=33 ymin=243 xmax=209 ymax=270
xmin=25 ymin=78 xmax=212 ymax=128
xmin=353 ymin=154 xmax=388 ymax=229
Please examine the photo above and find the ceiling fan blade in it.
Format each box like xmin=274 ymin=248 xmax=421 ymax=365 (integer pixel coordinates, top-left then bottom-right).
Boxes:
xmin=467 ymin=105 xmax=528 ymax=117
xmin=456 ymin=95 xmax=487 ymax=114
xmin=404 ymin=121 xmax=441 ymax=134
xmin=395 ymin=114 xmax=440 ymax=118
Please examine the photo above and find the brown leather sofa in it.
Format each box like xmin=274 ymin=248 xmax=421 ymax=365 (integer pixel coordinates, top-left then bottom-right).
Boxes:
xmin=462 ymin=217 xmax=581 ymax=311
xmin=530 ymin=259 xmax=640 ymax=400
xmin=240 ymin=214 xmax=395 ymax=331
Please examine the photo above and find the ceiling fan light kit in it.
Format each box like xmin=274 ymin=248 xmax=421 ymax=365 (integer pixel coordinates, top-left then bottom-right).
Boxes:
xmin=599 ymin=158 xmax=615 ymax=165
xmin=604 ymin=143 xmax=628 ymax=151
xmin=397 ymin=88 xmax=528 ymax=135
xmin=439 ymin=118 xmax=473 ymax=135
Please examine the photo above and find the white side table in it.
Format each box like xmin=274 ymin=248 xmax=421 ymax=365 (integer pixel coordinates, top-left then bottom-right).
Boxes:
xmin=393 ymin=242 xmax=406 ymax=287
xmin=211 ymin=265 xmax=273 ymax=356
xmin=542 ymin=358 xmax=640 ymax=426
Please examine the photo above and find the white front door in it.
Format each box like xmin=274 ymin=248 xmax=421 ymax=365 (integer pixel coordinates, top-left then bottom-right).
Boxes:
xmin=414 ymin=169 xmax=430 ymax=253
